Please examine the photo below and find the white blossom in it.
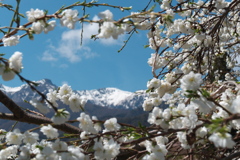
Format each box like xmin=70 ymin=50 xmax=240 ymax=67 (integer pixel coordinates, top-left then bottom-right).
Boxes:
xmin=2 ymin=35 xmax=20 ymax=46
xmin=23 ymin=131 xmax=39 ymax=144
xmin=98 ymin=9 xmax=113 ymax=20
xmin=92 ymin=116 xmax=102 ymax=132
xmin=77 ymin=112 xmax=97 ymax=134
xmin=177 ymin=132 xmax=190 ymax=149
xmin=44 ymin=20 xmax=56 ymax=33
xmin=52 ymin=139 xmax=68 ymax=151
xmin=230 ymin=96 xmax=240 ymax=114
xmin=103 ymin=138 xmax=120 ymax=159
xmin=2 ymin=69 xmax=15 ymax=81
xmin=32 ymin=20 xmax=56 ymax=34
xmin=68 ymin=93 xmax=84 ymax=112
xmin=32 ymin=21 xmax=43 ymax=34
xmin=6 ymin=129 xmax=23 ymax=145
xmin=67 ymin=146 xmax=87 ymax=159
xmin=148 ymin=107 xmax=169 ymax=129
xmin=40 ymin=124 xmax=59 ymax=139
xmin=196 ymin=127 xmax=208 ymax=138
xmin=192 ymin=96 xmax=216 ymax=114
xmin=104 ymin=117 xmax=121 ymax=132
xmin=147 ymin=78 xmax=161 ymax=89
xmin=58 ymin=84 xmax=73 ymax=105
xmin=46 ymin=89 xmax=58 ymax=107
xmin=51 ymin=109 xmax=70 ymax=124
xmin=60 ymin=9 xmax=79 ymax=29
xmin=17 ymin=145 xmax=31 ymax=160
xmin=209 ymin=132 xmax=235 ymax=148
xmin=180 ymin=71 xmax=203 ymax=91
xmin=26 ymin=8 xmax=44 ymax=22
xmin=156 ymin=80 xmax=172 ymax=98
xmin=9 ymin=51 xmax=23 ymax=73
xmin=93 ymin=138 xmax=105 ymax=159
xmin=0 ymin=145 xmax=18 ymax=160
xmin=142 ymin=99 xmax=154 ymax=111
xmin=30 ymin=99 xmax=50 ymax=114
xmin=98 ymin=21 xmax=124 ymax=39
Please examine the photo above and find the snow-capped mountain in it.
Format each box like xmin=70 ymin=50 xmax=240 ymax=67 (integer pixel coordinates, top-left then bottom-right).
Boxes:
xmin=77 ymin=88 xmax=147 ymax=109
xmin=0 ymin=79 xmax=57 ymax=103
xmin=0 ymin=79 xmax=147 ymax=109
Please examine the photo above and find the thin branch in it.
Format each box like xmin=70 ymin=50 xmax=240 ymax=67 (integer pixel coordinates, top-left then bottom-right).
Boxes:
xmin=0 ymin=90 xmax=81 ymax=134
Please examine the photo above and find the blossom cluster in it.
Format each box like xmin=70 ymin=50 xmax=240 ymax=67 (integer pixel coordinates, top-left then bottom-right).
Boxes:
xmin=0 ymin=51 xmax=23 ymax=81
xmin=29 ymin=84 xmax=88 ymax=124
xmin=1 ymin=0 xmax=240 ymax=159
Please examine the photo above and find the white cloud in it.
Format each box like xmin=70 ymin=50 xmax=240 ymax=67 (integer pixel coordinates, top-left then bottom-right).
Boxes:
xmin=41 ymin=50 xmax=58 ymax=61
xmin=41 ymin=15 xmax=125 ymax=63
xmin=59 ymin=64 xmax=68 ymax=68
xmin=99 ymin=36 xmax=124 ymax=45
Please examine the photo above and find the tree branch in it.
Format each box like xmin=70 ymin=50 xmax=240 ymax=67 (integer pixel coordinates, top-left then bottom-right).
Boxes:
xmin=0 ymin=90 xmax=81 ymax=134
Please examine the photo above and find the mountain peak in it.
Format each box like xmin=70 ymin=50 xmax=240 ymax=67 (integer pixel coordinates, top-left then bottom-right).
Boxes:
xmin=35 ymin=79 xmax=53 ymax=85
xmin=0 ymin=79 xmax=147 ymax=109
xmin=77 ymin=87 xmax=147 ymax=109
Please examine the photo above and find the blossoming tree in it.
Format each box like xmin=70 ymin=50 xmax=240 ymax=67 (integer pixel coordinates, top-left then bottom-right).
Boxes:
xmin=0 ymin=0 xmax=240 ymax=159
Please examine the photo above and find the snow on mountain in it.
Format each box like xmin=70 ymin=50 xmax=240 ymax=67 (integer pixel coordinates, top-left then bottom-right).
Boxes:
xmin=0 ymin=79 xmax=57 ymax=102
xmin=77 ymin=88 xmax=147 ymax=109
xmin=0 ymin=79 xmax=147 ymax=109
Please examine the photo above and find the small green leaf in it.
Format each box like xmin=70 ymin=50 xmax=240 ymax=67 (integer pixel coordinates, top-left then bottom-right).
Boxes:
xmin=146 ymin=88 xmax=153 ymax=93
xmin=201 ymin=89 xmax=210 ymax=98
xmin=35 ymin=145 xmax=44 ymax=151
xmin=185 ymin=90 xmax=199 ymax=98
xmin=63 ymin=133 xmax=78 ymax=137
xmin=149 ymin=4 xmax=156 ymax=12
xmin=28 ymin=32 xmax=34 ymax=40
xmin=44 ymin=10 xmax=48 ymax=15
xmin=24 ymin=100 xmax=29 ymax=103
xmin=91 ymin=35 xmax=96 ymax=39
xmin=144 ymin=45 xmax=149 ymax=48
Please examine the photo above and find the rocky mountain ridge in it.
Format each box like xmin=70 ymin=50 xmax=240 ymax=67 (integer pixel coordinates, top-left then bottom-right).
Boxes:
xmin=0 ymin=79 xmax=148 ymax=109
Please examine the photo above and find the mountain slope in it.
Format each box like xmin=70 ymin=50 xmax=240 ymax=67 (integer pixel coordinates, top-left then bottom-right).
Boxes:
xmin=0 ymin=79 xmax=148 ymax=109
xmin=0 ymin=79 xmax=153 ymax=130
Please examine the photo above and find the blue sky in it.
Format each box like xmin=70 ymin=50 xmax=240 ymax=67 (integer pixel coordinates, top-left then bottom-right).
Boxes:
xmin=0 ymin=0 xmax=154 ymax=92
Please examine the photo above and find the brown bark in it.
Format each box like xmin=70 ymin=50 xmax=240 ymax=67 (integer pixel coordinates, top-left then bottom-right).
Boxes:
xmin=0 ymin=90 xmax=81 ymax=134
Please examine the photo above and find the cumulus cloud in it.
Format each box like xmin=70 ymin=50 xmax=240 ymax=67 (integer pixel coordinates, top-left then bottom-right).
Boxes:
xmin=41 ymin=50 xmax=58 ymax=61
xmin=41 ymin=15 xmax=125 ymax=63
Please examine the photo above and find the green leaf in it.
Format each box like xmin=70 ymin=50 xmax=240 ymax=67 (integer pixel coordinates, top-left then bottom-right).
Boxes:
xmin=146 ymin=88 xmax=153 ymax=93
xmin=35 ymin=145 xmax=44 ymax=151
xmin=184 ymin=90 xmax=199 ymax=98
xmin=201 ymin=89 xmax=210 ymax=98
xmin=194 ymin=28 xmax=202 ymax=33
xmin=149 ymin=4 xmax=156 ymax=12
xmin=24 ymin=100 xmax=29 ymax=103
xmin=91 ymin=35 xmax=96 ymax=39
xmin=28 ymin=32 xmax=34 ymax=40
xmin=63 ymin=133 xmax=78 ymax=137
xmin=132 ymin=132 xmax=142 ymax=139
xmin=154 ymin=0 xmax=163 ymax=4
xmin=188 ymin=2 xmax=197 ymax=5
xmin=144 ymin=45 xmax=149 ymax=48
xmin=44 ymin=10 xmax=48 ymax=15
